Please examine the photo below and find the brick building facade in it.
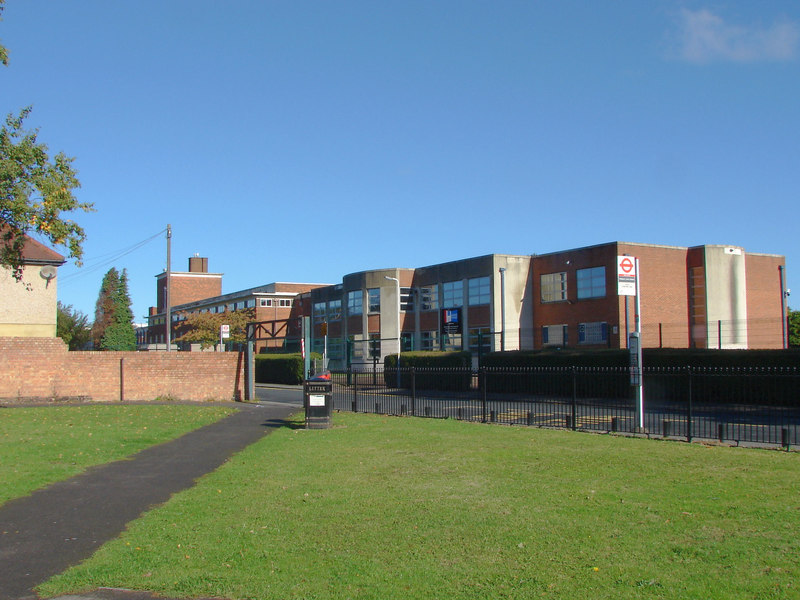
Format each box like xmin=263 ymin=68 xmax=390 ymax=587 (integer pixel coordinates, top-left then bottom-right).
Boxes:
xmin=307 ymin=241 xmax=787 ymax=369
xmin=145 ymin=256 xmax=328 ymax=350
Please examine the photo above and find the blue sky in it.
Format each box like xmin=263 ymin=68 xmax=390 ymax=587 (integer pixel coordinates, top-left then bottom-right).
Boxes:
xmin=2 ymin=1 xmax=798 ymax=322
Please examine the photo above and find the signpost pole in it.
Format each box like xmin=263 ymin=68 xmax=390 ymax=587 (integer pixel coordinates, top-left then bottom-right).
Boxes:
xmin=619 ymin=255 xmax=644 ymax=431
xmin=634 ymin=258 xmax=644 ymax=430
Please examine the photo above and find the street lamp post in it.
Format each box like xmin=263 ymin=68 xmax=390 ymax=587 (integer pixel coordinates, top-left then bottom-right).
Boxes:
xmin=385 ymin=276 xmax=401 ymax=388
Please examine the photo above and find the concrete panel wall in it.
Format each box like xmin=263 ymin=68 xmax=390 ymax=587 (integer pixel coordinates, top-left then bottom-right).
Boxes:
xmin=704 ymin=246 xmax=748 ymax=349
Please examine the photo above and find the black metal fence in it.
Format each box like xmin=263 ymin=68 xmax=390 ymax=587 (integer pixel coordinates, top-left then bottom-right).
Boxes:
xmin=329 ymin=366 xmax=800 ymax=449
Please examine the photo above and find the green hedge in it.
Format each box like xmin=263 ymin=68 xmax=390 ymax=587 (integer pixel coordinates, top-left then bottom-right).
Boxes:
xmin=384 ymin=351 xmax=472 ymax=391
xmin=481 ymin=348 xmax=800 ymax=369
xmin=254 ymin=353 xmax=322 ymax=385
xmin=480 ymin=349 xmax=800 ymax=405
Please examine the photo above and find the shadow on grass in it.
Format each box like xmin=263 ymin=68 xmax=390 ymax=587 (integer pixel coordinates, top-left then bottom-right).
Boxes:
xmin=261 ymin=418 xmax=305 ymax=430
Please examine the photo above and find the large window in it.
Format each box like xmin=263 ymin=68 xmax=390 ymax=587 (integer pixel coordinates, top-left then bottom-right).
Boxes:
xmin=420 ymin=286 xmax=438 ymax=311
xmin=347 ymin=290 xmax=362 ymax=315
xmin=442 ymin=280 xmax=463 ymax=308
xmin=578 ymin=322 xmax=608 ymax=345
xmin=542 ymin=324 xmax=568 ymax=346
xmin=469 ymin=326 xmax=492 ymax=356
xmin=468 ymin=276 xmax=491 ymax=305
xmin=541 ymin=272 xmax=567 ymax=303
xmin=328 ymin=299 xmax=342 ymax=321
xmin=400 ymin=288 xmax=414 ymax=312
xmin=441 ymin=333 xmax=462 ymax=352
xmin=577 ymin=266 xmax=606 ymax=299
xmin=368 ymin=288 xmax=380 ymax=313
xmin=313 ymin=301 xmax=326 ymax=324
xmin=421 ymin=330 xmax=438 ymax=351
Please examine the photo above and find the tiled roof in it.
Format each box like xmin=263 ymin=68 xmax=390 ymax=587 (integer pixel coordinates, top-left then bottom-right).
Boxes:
xmin=1 ymin=228 xmax=66 ymax=265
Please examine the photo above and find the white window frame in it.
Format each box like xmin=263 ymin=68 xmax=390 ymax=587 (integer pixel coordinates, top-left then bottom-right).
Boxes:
xmin=400 ymin=287 xmax=414 ymax=312
xmin=541 ymin=272 xmax=567 ymax=303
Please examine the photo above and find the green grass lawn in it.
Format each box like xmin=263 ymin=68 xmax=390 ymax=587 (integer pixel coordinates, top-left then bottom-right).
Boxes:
xmin=40 ymin=412 xmax=799 ymax=600
xmin=0 ymin=404 xmax=234 ymax=506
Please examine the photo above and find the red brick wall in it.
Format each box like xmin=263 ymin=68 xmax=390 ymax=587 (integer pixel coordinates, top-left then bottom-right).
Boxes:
xmin=156 ymin=275 xmax=222 ymax=311
xmin=0 ymin=337 xmax=245 ymax=403
xmin=745 ymin=254 xmax=786 ymax=348
xmin=619 ymin=244 xmax=691 ymax=348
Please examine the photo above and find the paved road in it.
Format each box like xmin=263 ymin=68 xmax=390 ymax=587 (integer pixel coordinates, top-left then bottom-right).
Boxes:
xmin=0 ymin=398 xmax=301 ymax=600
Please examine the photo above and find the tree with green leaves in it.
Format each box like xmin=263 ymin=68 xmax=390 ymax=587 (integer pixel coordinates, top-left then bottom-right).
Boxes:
xmin=56 ymin=301 xmax=91 ymax=350
xmin=101 ymin=268 xmax=136 ymax=350
xmin=788 ymin=308 xmax=800 ymax=348
xmin=91 ymin=267 xmax=136 ymax=350
xmin=175 ymin=308 xmax=255 ymax=350
xmin=0 ymin=1 xmax=93 ymax=280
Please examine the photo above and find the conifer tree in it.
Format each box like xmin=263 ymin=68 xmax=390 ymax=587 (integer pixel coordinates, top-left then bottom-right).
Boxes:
xmin=92 ymin=267 xmax=119 ymax=349
xmin=100 ymin=268 xmax=136 ymax=351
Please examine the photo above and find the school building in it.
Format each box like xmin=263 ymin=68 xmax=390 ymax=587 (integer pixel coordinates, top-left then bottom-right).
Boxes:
xmin=306 ymin=241 xmax=788 ymax=369
xmin=144 ymin=255 xmax=327 ymax=350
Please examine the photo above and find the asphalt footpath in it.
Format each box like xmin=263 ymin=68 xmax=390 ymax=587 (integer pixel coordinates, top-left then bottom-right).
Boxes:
xmin=0 ymin=399 xmax=301 ymax=600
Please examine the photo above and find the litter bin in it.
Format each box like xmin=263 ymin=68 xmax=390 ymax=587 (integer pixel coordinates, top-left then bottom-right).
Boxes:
xmin=304 ymin=372 xmax=332 ymax=429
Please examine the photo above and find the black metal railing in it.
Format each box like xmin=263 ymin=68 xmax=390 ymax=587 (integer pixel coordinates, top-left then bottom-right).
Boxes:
xmin=329 ymin=366 xmax=800 ymax=449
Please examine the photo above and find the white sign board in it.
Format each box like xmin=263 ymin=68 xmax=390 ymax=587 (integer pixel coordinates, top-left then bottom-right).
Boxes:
xmin=308 ymin=394 xmax=326 ymax=407
xmin=617 ymin=256 xmax=637 ymax=296
xmin=220 ymin=324 xmax=231 ymax=339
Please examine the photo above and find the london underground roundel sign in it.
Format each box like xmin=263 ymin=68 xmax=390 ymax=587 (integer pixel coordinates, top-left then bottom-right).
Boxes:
xmin=617 ymin=256 xmax=637 ymax=296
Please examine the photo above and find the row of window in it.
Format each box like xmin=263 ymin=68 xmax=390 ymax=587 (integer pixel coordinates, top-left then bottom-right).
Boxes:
xmin=162 ymin=297 xmax=294 ymax=323
xmin=315 ymin=276 xmax=492 ymax=322
xmin=542 ymin=321 xmax=609 ymax=346
xmin=198 ymin=297 xmax=293 ymax=313
xmin=314 ymin=327 xmax=495 ymax=360
xmin=541 ymin=266 xmax=606 ymax=303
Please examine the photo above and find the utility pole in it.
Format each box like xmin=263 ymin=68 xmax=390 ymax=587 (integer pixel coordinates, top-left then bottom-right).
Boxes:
xmin=165 ymin=224 xmax=172 ymax=352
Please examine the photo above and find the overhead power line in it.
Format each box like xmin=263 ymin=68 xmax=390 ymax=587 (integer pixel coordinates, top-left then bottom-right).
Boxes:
xmin=59 ymin=228 xmax=167 ymax=286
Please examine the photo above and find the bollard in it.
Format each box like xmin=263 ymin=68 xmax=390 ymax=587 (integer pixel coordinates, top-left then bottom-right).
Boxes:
xmin=424 ymin=406 xmax=431 ymax=417
xmin=718 ymin=423 xmax=726 ymax=443
xmin=375 ymin=402 xmax=381 ymax=414
xmin=400 ymin=404 xmax=406 ymax=415
xmin=490 ymin=410 xmax=497 ymax=422
xmin=351 ymin=400 xmax=357 ymax=413
xmin=663 ymin=420 xmax=673 ymax=437
xmin=782 ymin=428 xmax=791 ymax=451
xmin=457 ymin=407 xmax=463 ymax=420
xmin=526 ymin=412 xmax=534 ymax=426
xmin=611 ymin=417 xmax=619 ymax=432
